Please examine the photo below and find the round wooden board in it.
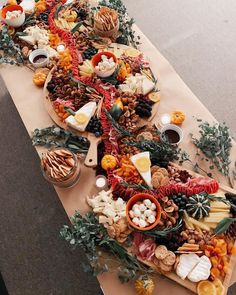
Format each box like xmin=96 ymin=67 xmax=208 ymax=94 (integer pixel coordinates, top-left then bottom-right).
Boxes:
xmin=43 ymin=43 xmax=161 ymax=166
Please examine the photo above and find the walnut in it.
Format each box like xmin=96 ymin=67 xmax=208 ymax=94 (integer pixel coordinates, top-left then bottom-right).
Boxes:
xmin=136 ymin=131 xmax=153 ymax=141
xmin=21 ymin=46 xmax=29 ymax=59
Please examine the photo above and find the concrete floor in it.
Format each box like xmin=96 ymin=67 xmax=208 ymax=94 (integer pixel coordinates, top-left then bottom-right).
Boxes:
xmin=124 ymin=0 xmax=236 ymax=137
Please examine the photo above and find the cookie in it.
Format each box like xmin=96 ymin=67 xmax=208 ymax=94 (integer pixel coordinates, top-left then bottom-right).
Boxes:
xmin=162 ymin=251 xmax=176 ymax=266
xmin=155 ymin=245 xmax=168 ymax=260
xmin=158 ymin=260 xmax=173 ymax=273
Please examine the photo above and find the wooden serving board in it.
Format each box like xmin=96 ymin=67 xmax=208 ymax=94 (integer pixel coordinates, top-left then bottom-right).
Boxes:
xmin=43 ymin=44 xmax=161 ymax=167
xmin=138 ymin=164 xmax=236 ymax=294
xmin=43 ymin=70 xmax=102 ymax=168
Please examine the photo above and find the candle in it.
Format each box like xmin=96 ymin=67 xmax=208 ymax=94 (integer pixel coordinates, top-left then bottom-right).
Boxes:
xmin=57 ymin=44 xmax=65 ymax=53
xmin=95 ymin=175 xmax=107 ymax=190
xmin=161 ymin=113 xmax=171 ymax=125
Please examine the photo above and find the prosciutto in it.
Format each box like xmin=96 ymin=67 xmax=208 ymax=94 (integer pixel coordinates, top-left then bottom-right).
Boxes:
xmin=132 ymin=233 xmax=156 ymax=261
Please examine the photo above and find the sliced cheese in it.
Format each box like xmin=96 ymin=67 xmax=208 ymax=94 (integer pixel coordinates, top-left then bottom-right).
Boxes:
xmin=131 ymin=152 xmax=152 ymax=188
xmin=210 ymin=201 xmax=230 ymax=209
xmin=187 ymin=255 xmax=211 ymax=282
xmin=176 ymin=254 xmax=200 ymax=280
xmin=65 ymin=101 xmax=96 ymax=132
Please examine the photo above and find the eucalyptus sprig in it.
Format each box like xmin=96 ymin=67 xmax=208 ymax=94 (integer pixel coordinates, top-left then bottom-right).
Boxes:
xmin=144 ymin=216 xmax=184 ymax=239
xmin=105 ymin=109 xmax=132 ymax=137
xmin=97 ymin=0 xmax=141 ymax=48
xmin=214 ymin=217 xmax=236 ymax=235
xmin=0 ymin=25 xmax=24 ymax=65
xmin=191 ymin=121 xmax=232 ymax=176
xmin=120 ymin=181 xmax=149 ymax=191
xmin=60 ymin=211 xmax=150 ymax=282
xmin=125 ymin=139 xmax=181 ymax=167
xmin=31 ymin=125 xmax=90 ymax=154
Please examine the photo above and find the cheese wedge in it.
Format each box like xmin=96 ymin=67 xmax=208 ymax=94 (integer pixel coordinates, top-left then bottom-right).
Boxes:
xmin=176 ymin=254 xmax=200 ymax=280
xmin=142 ymin=77 xmax=155 ymax=95
xmin=19 ymin=35 xmax=36 ymax=45
xmin=187 ymin=255 xmax=211 ymax=282
xmin=131 ymin=152 xmax=152 ymax=188
xmin=65 ymin=102 xmax=97 ymax=132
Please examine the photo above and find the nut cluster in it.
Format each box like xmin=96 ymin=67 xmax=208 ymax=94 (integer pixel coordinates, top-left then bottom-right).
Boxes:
xmin=118 ymin=95 xmax=139 ymax=131
xmin=180 ymin=229 xmax=213 ymax=247
xmin=119 ymin=137 xmax=140 ymax=156
xmin=157 ymin=196 xmax=179 ymax=229
xmin=41 ymin=149 xmax=75 ymax=180
xmin=74 ymin=31 xmax=91 ymax=51
xmin=168 ymin=165 xmax=192 ymax=183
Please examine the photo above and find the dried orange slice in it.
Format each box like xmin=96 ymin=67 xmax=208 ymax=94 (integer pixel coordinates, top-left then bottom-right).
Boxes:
xmin=135 ymin=157 xmax=151 ymax=172
xmin=212 ymin=278 xmax=225 ymax=295
xmin=148 ymin=91 xmax=161 ymax=102
xmin=197 ymin=281 xmax=217 ymax=295
xmin=74 ymin=113 xmax=88 ymax=124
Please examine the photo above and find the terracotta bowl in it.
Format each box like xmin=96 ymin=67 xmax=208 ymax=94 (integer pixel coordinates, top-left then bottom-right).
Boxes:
xmin=91 ymin=51 xmax=117 ymax=78
xmin=1 ymin=5 xmax=25 ymax=27
xmin=126 ymin=193 xmax=162 ymax=231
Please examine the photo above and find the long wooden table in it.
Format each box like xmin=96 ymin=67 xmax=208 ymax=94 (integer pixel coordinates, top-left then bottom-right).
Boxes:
xmin=0 ymin=21 xmax=235 ymax=294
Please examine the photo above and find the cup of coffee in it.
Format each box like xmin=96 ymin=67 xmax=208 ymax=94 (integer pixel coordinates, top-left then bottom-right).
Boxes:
xmin=161 ymin=124 xmax=184 ymax=145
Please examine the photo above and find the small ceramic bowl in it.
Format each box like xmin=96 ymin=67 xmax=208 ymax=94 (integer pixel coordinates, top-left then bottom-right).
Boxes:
xmin=29 ymin=49 xmax=49 ymax=68
xmin=91 ymin=51 xmax=117 ymax=78
xmin=161 ymin=123 xmax=184 ymax=145
xmin=1 ymin=5 xmax=25 ymax=28
xmin=126 ymin=193 xmax=161 ymax=231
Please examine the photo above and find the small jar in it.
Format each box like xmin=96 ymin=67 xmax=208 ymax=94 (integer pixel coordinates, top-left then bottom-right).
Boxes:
xmin=41 ymin=148 xmax=81 ymax=188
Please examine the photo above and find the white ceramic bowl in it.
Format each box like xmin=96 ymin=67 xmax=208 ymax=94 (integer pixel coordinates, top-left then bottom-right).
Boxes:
xmin=29 ymin=49 xmax=49 ymax=68
xmin=1 ymin=5 xmax=25 ymax=28
xmin=161 ymin=124 xmax=184 ymax=145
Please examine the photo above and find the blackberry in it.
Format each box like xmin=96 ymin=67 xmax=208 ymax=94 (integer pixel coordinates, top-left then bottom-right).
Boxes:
xmin=46 ymin=81 xmax=56 ymax=93
xmin=135 ymin=97 xmax=153 ymax=118
xmin=83 ymin=47 xmax=98 ymax=60
xmin=86 ymin=116 xmax=103 ymax=137
xmin=172 ymin=193 xmax=188 ymax=210
xmin=158 ymin=230 xmax=185 ymax=251
xmin=76 ymin=8 xmax=88 ymax=21
xmin=38 ymin=11 xmax=50 ymax=24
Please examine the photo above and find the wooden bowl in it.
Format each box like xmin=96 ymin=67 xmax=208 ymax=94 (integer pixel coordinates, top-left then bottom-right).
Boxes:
xmin=91 ymin=51 xmax=117 ymax=78
xmin=1 ymin=4 xmax=25 ymax=27
xmin=126 ymin=193 xmax=162 ymax=231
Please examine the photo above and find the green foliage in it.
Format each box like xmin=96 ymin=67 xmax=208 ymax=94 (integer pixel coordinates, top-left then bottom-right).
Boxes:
xmin=0 ymin=25 xmax=23 ymax=65
xmin=125 ymin=138 xmax=181 ymax=167
xmin=144 ymin=216 xmax=184 ymax=238
xmin=60 ymin=211 xmax=150 ymax=282
xmin=214 ymin=217 xmax=236 ymax=235
xmin=31 ymin=125 xmax=90 ymax=154
xmin=105 ymin=109 xmax=132 ymax=137
xmin=191 ymin=121 xmax=232 ymax=176
xmin=98 ymin=0 xmax=141 ymax=48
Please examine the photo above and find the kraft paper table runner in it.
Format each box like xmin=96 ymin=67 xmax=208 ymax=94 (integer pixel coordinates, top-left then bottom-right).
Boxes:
xmin=0 ymin=23 xmax=235 ymax=295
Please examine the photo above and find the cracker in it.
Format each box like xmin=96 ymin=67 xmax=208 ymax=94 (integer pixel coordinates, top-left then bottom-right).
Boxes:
xmin=162 ymin=251 xmax=176 ymax=266
xmin=155 ymin=245 xmax=168 ymax=260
